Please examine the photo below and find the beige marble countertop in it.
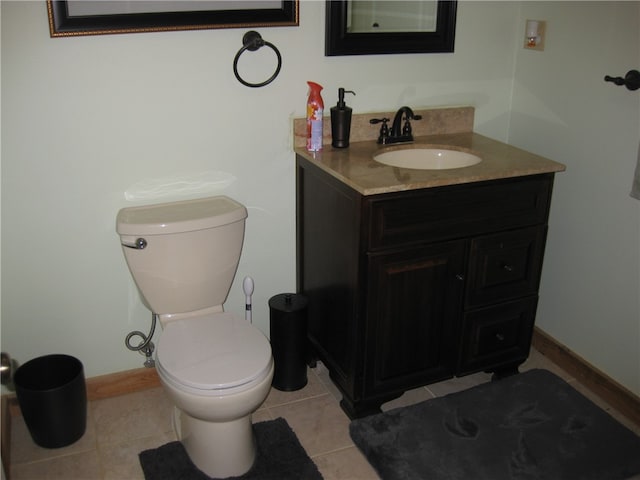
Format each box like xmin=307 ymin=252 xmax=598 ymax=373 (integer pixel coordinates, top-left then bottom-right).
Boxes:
xmin=294 ymin=132 xmax=566 ymax=196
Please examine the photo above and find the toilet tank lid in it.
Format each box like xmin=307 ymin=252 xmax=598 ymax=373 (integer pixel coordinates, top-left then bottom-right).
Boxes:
xmin=116 ymin=196 xmax=247 ymax=235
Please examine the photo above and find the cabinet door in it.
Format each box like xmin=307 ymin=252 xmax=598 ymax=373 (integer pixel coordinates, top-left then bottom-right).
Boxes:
xmin=365 ymin=240 xmax=466 ymax=397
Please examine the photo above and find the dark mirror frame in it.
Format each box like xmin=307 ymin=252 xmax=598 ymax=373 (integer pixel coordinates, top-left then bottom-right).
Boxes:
xmin=47 ymin=1 xmax=299 ymax=37
xmin=325 ymin=0 xmax=457 ymax=56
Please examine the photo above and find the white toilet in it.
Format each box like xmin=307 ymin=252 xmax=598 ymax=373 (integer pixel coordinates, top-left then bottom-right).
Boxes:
xmin=116 ymin=195 xmax=274 ymax=478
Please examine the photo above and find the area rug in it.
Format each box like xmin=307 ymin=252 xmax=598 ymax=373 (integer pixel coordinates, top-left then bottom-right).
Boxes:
xmin=350 ymin=369 xmax=640 ymax=480
xmin=139 ymin=417 xmax=322 ymax=480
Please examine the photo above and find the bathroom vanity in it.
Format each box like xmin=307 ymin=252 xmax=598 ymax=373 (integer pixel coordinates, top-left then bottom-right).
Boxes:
xmin=294 ymin=109 xmax=565 ymax=419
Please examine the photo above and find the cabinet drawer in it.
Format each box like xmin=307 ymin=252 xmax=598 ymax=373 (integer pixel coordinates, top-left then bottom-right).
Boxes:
xmin=366 ymin=175 xmax=552 ymax=251
xmin=466 ymin=226 xmax=546 ymax=307
xmin=458 ymin=296 xmax=537 ymax=375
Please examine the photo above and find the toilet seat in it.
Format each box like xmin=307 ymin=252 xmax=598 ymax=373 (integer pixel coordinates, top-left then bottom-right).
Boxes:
xmin=156 ymin=312 xmax=272 ymax=395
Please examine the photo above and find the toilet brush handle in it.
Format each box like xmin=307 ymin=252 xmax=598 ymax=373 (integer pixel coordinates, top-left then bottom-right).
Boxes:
xmin=243 ymin=276 xmax=254 ymax=323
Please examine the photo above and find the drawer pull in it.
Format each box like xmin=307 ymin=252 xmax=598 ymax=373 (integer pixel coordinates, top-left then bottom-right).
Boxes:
xmin=496 ymin=333 xmax=505 ymax=341
xmin=455 ymin=273 xmax=465 ymax=281
xmin=502 ymin=263 xmax=514 ymax=272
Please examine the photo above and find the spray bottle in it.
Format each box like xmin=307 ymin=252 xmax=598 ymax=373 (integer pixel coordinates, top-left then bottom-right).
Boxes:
xmin=306 ymin=81 xmax=324 ymax=152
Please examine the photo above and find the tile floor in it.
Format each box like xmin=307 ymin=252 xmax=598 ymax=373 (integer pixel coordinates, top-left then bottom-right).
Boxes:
xmin=8 ymin=349 xmax=640 ymax=480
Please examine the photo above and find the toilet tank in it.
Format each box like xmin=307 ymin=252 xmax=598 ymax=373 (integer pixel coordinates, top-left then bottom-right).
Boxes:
xmin=116 ymin=196 xmax=247 ymax=315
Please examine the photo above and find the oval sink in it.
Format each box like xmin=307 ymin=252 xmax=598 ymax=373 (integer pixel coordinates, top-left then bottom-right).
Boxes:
xmin=374 ymin=147 xmax=482 ymax=170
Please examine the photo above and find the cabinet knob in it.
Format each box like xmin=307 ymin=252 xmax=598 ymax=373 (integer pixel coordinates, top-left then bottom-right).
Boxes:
xmin=495 ymin=333 xmax=505 ymax=341
xmin=455 ymin=273 xmax=465 ymax=281
xmin=502 ymin=263 xmax=514 ymax=272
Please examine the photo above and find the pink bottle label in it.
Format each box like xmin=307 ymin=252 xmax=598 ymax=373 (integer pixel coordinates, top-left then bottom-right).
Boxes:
xmin=307 ymin=108 xmax=323 ymax=151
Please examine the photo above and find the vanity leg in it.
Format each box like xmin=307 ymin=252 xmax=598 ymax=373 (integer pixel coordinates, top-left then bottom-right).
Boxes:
xmin=340 ymin=398 xmax=381 ymax=419
xmin=339 ymin=393 xmax=404 ymax=420
xmin=490 ymin=363 xmax=521 ymax=381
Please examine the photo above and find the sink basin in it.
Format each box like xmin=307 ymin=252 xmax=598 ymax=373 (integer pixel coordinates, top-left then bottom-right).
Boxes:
xmin=374 ymin=147 xmax=482 ymax=170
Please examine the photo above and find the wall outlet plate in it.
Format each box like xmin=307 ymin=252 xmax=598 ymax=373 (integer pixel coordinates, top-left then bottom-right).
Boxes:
xmin=524 ymin=19 xmax=546 ymax=51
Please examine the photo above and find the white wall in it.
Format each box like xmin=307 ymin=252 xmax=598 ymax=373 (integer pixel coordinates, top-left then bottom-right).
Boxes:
xmin=1 ymin=1 xmax=519 ymax=379
xmin=509 ymin=1 xmax=640 ymax=394
xmin=2 ymin=1 xmax=638 ymax=396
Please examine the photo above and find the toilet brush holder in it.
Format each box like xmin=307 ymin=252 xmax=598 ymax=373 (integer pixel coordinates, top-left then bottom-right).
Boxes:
xmin=268 ymin=293 xmax=309 ymax=391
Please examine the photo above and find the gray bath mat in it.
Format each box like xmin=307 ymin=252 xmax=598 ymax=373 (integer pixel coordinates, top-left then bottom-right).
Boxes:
xmin=350 ymin=369 xmax=640 ymax=480
xmin=139 ymin=417 xmax=322 ymax=480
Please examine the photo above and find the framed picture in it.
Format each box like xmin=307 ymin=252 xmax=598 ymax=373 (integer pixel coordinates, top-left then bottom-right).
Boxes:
xmin=47 ymin=1 xmax=299 ymax=37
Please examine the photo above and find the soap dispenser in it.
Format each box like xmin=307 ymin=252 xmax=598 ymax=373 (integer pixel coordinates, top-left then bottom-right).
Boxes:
xmin=330 ymin=87 xmax=356 ymax=148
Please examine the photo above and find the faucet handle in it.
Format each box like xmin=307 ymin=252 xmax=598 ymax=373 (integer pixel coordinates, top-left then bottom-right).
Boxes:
xmin=402 ymin=114 xmax=422 ymax=136
xmin=370 ymin=117 xmax=390 ymax=144
xmin=370 ymin=117 xmax=390 ymax=125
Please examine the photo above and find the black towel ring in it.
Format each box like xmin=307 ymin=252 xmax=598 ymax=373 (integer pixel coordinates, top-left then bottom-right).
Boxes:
xmin=233 ymin=31 xmax=282 ymax=88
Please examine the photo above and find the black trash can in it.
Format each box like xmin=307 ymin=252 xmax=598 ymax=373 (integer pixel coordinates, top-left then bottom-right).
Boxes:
xmin=269 ymin=293 xmax=309 ymax=391
xmin=14 ymin=354 xmax=87 ymax=448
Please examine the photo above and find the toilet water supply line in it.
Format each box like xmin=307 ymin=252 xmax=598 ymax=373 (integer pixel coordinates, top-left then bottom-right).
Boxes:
xmin=124 ymin=276 xmax=255 ymax=367
xmin=125 ymin=313 xmax=157 ymax=368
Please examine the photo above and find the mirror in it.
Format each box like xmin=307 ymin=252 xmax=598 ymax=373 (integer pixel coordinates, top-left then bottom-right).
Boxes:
xmin=325 ymin=0 xmax=457 ymax=56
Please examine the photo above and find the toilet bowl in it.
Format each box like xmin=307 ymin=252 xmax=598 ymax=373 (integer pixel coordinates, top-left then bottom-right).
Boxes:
xmin=157 ymin=311 xmax=273 ymax=477
xmin=116 ymin=196 xmax=274 ymax=478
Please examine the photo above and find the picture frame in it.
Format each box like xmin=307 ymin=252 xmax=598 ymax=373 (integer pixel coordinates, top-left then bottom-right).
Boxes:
xmin=47 ymin=1 xmax=299 ymax=37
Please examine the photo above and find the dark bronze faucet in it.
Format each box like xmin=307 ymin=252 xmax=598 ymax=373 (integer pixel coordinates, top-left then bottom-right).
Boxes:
xmin=370 ymin=106 xmax=422 ymax=145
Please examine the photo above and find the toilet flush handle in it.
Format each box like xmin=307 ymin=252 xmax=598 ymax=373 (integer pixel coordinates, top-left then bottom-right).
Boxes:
xmin=122 ymin=237 xmax=147 ymax=250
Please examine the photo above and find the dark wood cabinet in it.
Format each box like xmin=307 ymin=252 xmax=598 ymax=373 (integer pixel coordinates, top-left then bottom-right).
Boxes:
xmin=296 ymin=154 xmax=555 ymax=418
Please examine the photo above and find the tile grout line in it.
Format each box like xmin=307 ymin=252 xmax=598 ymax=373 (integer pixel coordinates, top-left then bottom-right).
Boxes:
xmin=309 ymin=444 xmax=359 ymax=460
xmin=264 ymin=391 xmax=331 ymax=409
